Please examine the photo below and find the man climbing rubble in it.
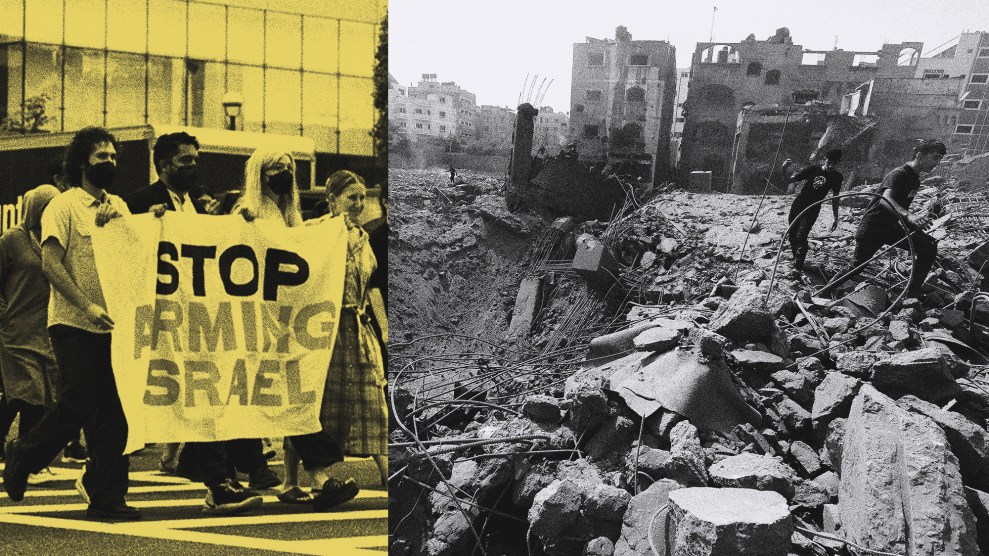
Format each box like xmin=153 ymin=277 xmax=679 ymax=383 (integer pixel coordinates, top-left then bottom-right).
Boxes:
xmin=782 ymin=149 xmax=844 ymax=271
xmin=819 ymin=139 xmax=946 ymax=300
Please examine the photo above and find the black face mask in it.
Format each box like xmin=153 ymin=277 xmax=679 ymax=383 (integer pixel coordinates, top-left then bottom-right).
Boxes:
xmin=267 ymin=170 xmax=294 ymax=195
xmin=169 ymin=165 xmax=198 ymax=192
xmin=85 ymin=162 xmax=116 ymax=190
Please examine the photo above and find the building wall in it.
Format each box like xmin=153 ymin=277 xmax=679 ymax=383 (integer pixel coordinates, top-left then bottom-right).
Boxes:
xmin=477 ymin=104 xmax=515 ymax=146
xmin=533 ymin=106 xmax=568 ymax=152
xmin=670 ymin=67 xmax=689 ymax=168
xmin=388 ymin=75 xmax=479 ymax=143
xmin=681 ymin=34 xmax=922 ymax=190
xmin=0 ymin=0 xmax=382 ymax=157
xmin=569 ymin=26 xmax=677 ymax=182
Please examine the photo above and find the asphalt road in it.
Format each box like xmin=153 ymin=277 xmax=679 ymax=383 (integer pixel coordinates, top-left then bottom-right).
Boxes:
xmin=0 ymin=443 xmax=387 ymax=555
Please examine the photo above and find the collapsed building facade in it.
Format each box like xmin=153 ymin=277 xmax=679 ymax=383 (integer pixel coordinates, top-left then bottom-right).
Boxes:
xmin=681 ymin=28 xmax=937 ymax=191
xmin=569 ymin=26 xmax=678 ymax=183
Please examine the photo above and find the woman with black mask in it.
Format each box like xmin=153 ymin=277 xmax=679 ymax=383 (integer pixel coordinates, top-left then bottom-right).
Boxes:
xmin=234 ymin=149 xmax=304 ymax=226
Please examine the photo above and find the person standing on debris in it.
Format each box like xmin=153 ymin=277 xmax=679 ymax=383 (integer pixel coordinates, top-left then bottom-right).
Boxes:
xmin=782 ymin=149 xmax=844 ymax=271
xmin=819 ymin=139 xmax=946 ymax=299
xmin=448 ymin=165 xmax=456 ymax=184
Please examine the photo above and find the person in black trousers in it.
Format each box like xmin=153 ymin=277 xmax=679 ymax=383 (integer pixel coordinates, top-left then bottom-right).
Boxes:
xmin=818 ymin=139 xmax=945 ymax=299
xmin=782 ymin=149 xmax=844 ymax=271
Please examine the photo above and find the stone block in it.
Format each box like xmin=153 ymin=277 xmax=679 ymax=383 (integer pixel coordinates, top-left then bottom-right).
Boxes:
xmin=668 ymin=487 xmax=792 ymax=556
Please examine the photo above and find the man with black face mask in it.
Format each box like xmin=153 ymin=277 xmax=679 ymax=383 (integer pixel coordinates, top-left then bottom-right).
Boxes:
xmin=3 ymin=127 xmax=139 ymax=520
xmin=126 ymin=132 xmax=205 ymax=215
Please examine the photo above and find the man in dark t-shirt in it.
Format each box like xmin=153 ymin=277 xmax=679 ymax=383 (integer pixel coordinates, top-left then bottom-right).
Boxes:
xmin=819 ymin=139 xmax=946 ymax=299
xmin=783 ymin=149 xmax=844 ymax=271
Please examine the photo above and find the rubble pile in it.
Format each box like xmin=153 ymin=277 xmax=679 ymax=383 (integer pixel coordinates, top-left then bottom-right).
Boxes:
xmin=390 ymin=168 xmax=989 ymax=556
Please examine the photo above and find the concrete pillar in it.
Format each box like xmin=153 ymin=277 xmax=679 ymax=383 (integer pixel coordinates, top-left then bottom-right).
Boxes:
xmin=507 ymin=103 xmax=539 ymax=211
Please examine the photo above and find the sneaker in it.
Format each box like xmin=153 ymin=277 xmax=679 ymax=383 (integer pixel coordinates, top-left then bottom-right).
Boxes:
xmin=227 ymin=479 xmax=262 ymax=499
xmin=248 ymin=466 xmax=281 ymax=490
xmin=203 ymin=479 xmax=263 ymax=516
xmin=86 ymin=502 xmax=142 ymax=521
xmin=62 ymin=442 xmax=88 ymax=464
xmin=75 ymin=467 xmax=91 ymax=504
xmin=2 ymin=440 xmax=30 ymax=502
xmin=312 ymin=477 xmax=359 ymax=512
xmin=27 ymin=467 xmax=56 ymax=486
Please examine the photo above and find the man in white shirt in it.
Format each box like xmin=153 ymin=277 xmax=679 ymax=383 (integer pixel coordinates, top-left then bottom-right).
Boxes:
xmin=2 ymin=127 xmax=139 ymax=520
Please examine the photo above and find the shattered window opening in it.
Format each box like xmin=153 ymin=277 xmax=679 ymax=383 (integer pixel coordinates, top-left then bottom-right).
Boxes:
xmin=955 ymin=125 xmax=974 ymax=134
xmin=746 ymin=62 xmax=763 ymax=76
xmin=630 ymin=54 xmax=648 ymax=66
xmin=963 ymin=100 xmax=982 ymax=110
xmin=586 ymin=90 xmax=603 ymax=102
xmin=765 ymin=69 xmax=781 ymax=85
xmin=574 ymin=104 xmax=585 ymax=113
xmin=979 ymin=47 xmax=989 ymax=58
xmin=588 ymin=52 xmax=604 ymax=66
xmin=583 ymin=124 xmax=599 ymax=138
xmin=897 ymin=47 xmax=920 ymax=66
xmin=626 ymin=87 xmax=645 ymax=102
xmin=971 ymin=74 xmax=988 ymax=84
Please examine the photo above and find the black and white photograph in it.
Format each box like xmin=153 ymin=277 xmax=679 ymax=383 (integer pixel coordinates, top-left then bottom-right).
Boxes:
xmin=388 ymin=1 xmax=989 ymax=555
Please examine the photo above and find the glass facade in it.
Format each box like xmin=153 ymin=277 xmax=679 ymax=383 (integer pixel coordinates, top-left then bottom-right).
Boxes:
xmin=0 ymin=0 xmax=382 ymax=156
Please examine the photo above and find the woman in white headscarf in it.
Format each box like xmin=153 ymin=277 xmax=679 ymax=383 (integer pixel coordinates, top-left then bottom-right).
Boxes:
xmin=0 ymin=185 xmax=87 ymax=475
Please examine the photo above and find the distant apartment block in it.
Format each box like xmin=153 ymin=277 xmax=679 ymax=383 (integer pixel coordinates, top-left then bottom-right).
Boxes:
xmin=389 ymin=73 xmax=479 ymax=141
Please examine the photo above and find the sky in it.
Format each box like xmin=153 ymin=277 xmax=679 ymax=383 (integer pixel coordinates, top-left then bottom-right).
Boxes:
xmin=390 ymin=0 xmax=989 ymax=112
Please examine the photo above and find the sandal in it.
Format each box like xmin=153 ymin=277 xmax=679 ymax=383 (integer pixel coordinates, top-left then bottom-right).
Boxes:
xmin=312 ymin=478 xmax=359 ymax=512
xmin=277 ymin=486 xmax=314 ymax=504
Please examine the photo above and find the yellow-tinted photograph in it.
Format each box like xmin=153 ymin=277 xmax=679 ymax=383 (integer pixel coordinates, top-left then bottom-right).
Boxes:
xmin=388 ymin=1 xmax=989 ymax=555
xmin=0 ymin=0 xmax=387 ymax=554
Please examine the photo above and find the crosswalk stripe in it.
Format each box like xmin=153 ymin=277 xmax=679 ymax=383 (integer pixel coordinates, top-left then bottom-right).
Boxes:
xmin=280 ymin=535 xmax=389 ymax=555
xmin=141 ymin=508 xmax=388 ymax=528
xmin=19 ymin=483 xmax=205 ymax=498
xmin=0 ymin=512 xmax=387 ymax=555
xmin=0 ymin=490 xmax=387 ymax=514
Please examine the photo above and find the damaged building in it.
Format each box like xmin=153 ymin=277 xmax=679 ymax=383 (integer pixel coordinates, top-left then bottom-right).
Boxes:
xmin=389 ymin=73 xmax=480 ymax=142
xmin=569 ymin=26 xmax=678 ymax=183
xmin=681 ymin=28 xmax=924 ymax=191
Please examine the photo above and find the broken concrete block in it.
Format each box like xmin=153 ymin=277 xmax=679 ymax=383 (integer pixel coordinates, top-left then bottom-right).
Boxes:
xmin=668 ymin=487 xmax=792 ymax=556
xmin=966 ymin=487 xmax=989 ymax=556
xmin=613 ymin=479 xmax=681 ymax=556
xmin=812 ymin=372 xmax=861 ymax=426
xmin=585 ymin=415 xmax=636 ymax=462
xmin=688 ymin=328 xmax=730 ymax=360
xmin=813 ymin=470 xmax=840 ymax=500
xmin=426 ymin=510 xmax=478 ymax=556
xmin=839 ymin=385 xmax=978 ymax=555
xmin=796 ymin=356 xmax=826 ymax=386
xmin=529 ymin=479 xmax=587 ymax=540
xmin=588 ymin=322 xmax=664 ymax=358
xmin=566 ymin=385 xmax=611 ymax=435
xmin=663 ymin=421 xmax=709 ymax=487
xmin=733 ymin=423 xmax=776 ymax=456
xmin=824 ymin=418 xmax=845 ymax=472
xmin=586 ymin=484 xmax=632 ymax=523
xmin=822 ymin=503 xmax=841 ymax=533
xmin=774 ymin=395 xmax=811 ymax=435
xmin=789 ymin=440 xmax=822 ymax=476
xmin=871 ymin=347 xmax=963 ymax=403
xmin=889 ymin=319 xmax=911 ymax=341
xmin=730 ymin=349 xmax=784 ymax=374
xmin=708 ymin=453 xmax=797 ymax=499
xmin=626 ymin=445 xmax=671 ymax=487
xmin=522 ymin=395 xmax=563 ymax=424
xmin=583 ymin=537 xmax=615 ymax=556
xmin=919 ymin=317 xmax=940 ymax=331
xmin=792 ymin=477 xmax=830 ymax=510
xmin=707 ymin=286 xmax=778 ymax=344
xmin=836 ymin=350 xmax=878 ymax=379
xmin=788 ymin=333 xmax=823 ymax=355
xmin=769 ymin=369 xmax=812 ymax=406
xmin=941 ymin=309 xmax=965 ymax=327
xmin=823 ymin=317 xmax=852 ymax=336
xmin=632 ymin=326 xmax=681 ymax=353
xmin=897 ymin=395 xmax=989 ymax=491
xmin=514 ymin=459 xmax=603 ymax=507
xmin=507 ymin=276 xmax=544 ymax=339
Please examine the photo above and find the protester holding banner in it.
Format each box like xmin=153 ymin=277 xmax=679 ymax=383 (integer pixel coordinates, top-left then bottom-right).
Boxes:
xmin=2 ymin=127 xmax=140 ymax=520
xmin=280 ymin=170 xmax=388 ymax=496
xmin=126 ymin=132 xmax=271 ymax=516
xmin=0 ymin=184 xmax=89 ymax=481
xmin=232 ymin=148 xmax=359 ymax=511
xmin=234 ymin=150 xmax=304 ymax=226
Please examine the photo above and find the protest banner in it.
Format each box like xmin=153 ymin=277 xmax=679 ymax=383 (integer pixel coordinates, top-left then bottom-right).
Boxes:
xmin=92 ymin=212 xmax=347 ymax=454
